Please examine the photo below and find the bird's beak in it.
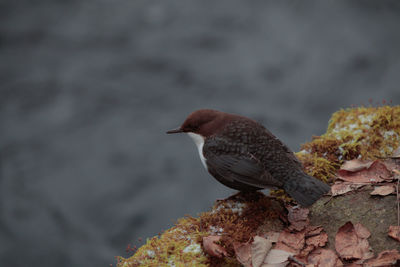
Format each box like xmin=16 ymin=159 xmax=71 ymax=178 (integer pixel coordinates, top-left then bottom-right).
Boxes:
xmin=166 ymin=127 xmax=183 ymax=134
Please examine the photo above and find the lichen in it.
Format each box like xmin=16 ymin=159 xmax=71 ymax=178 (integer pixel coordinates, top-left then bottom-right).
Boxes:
xmin=117 ymin=105 xmax=400 ymax=267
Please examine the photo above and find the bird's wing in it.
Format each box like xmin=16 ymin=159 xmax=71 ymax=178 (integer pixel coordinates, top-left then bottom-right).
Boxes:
xmin=204 ymin=139 xmax=283 ymax=188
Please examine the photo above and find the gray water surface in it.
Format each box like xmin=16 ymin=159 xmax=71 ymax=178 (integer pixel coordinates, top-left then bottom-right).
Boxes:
xmin=1 ymin=1 xmax=400 ymax=266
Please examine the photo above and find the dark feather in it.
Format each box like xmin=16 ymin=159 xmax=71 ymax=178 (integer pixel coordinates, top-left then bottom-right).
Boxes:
xmin=205 ymin=150 xmax=283 ymax=189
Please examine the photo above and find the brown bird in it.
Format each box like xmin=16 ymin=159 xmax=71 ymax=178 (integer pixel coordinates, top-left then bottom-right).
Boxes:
xmin=167 ymin=109 xmax=330 ymax=206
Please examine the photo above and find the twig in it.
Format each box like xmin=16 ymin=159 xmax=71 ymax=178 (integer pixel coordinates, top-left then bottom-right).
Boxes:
xmin=288 ymin=255 xmax=306 ymax=267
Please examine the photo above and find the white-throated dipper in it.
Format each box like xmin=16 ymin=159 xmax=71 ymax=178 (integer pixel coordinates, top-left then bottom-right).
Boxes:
xmin=167 ymin=109 xmax=330 ymax=207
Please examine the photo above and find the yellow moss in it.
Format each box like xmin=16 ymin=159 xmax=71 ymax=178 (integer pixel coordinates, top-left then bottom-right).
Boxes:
xmin=297 ymin=105 xmax=400 ymax=183
xmin=326 ymin=105 xmax=400 ymax=158
xmin=270 ymin=189 xmax=293 ymax=203
xmin=117 ymin=215 xmax=209 ymax=267
xmin=117 ymin=193 xmax=281 ymax=267
xmin=295 ymin=152 xmax=338 ymax=183
xmin=118 ymin=105 xmax=400 ymax=266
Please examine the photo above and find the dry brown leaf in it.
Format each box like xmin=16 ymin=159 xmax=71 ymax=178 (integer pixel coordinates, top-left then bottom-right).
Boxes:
xmin=252 ymin=236 xmax=273 ymax=267
xmin=262 ymin=249 xmax=293 ymax=266
xmin=388 ymin=225 xmax=400 ymax=242
xmin=337 ymin=160 xmax=391 ymax=184
xmin=340 ymin=159 xmax=375 ymax=172
xmin=305 ymin=225 xmax=324 ymax=237
xmin=297 ymin=225 xmax=329 ymax=258
xmin=307 ymin=248 xmax=342 ymax=267
xmin=306 ymin=232 xmax=328 ymax=247
xmin=331 ymin=182 xmax=365 ymax=196
xmin=364 ymin=249 xmax=400 ymax=267
xmin=289 ymin=221 xmax=309 ymax=232
xmin=233 ymin=241 xmax=252 ymax=266
xmin=354 ymin=222 xmax=371 ymax=239
xmin=202 ymin=235 xmax=228 ymax=258
xmin=335 ymin=221 xmax=373 ymax=260
xmin=275 ymin=230 xmax=305 ymax=254
xmin=264 ymin=231 xmax=280 ymax=243
xmin=370 ymin=184 xmax=395 ymax=196
xmin=298 ymin=244 xmax=314 ymax=258
xmin=274 ymin=241 xmax=297 ymax=256
xmin=288 ymin=206 xmax=310 ymax=231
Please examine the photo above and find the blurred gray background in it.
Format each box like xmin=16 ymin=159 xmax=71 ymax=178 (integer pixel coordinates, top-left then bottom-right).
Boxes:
xmin=1 ymin=0 xmax=400 ymax=266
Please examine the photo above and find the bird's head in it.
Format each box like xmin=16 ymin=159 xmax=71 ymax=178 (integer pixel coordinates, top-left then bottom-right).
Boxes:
xmin=166 ymin=109 xmax=226 ymax=137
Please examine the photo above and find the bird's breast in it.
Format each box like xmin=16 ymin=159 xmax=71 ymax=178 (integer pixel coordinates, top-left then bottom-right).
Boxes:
xmin=187 ymin=132 xmax=208 ymax=170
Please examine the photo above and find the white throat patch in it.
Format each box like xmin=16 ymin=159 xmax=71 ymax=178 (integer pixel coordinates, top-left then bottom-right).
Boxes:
xmin=187 ymin=132 xmax=207 ymax=169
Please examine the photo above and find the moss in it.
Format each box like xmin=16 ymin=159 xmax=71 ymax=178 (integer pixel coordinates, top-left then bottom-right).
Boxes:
xmin=117 ymin=193 xmax=284 ymax=267
xmin=117 ymin=105 xmax=400 ymax=266
xmin=117 ymin=217 xmax=209 ymax=267
xmin=297 ymin=105 xmax=400 ymax=183
xmin=296 ymin=152 xmax=339 ymax=183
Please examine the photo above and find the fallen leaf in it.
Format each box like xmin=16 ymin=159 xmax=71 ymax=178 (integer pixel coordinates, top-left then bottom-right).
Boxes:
xmin=335 ymin=221 xmax=374 ymax=260
xmin=275 ymin=230 xmax=305 ymax=254
xmin=306 ymin=232 xmax=328 ymax=247
xmin=287 ymin=206 xmax=310 ymax=231
xmin=233 ymin=241 xmax=251 ymax=267
xmin=307 ymin=248 xmax=342 ymax=267
xmin=202 ymin=235 xmax=228 ymax=258
xmin=299 ymin=244 xmax=315 ymax=258
xmin=354 ymin=222 xmax=371 ymax=239
xmin=388 ymin=225 xmax=400 ymax=242
xmin=305 ymin=225 xmax=324 ymax=237
xmin=340 ymin=159 xmax=375 ymax=172
xmin=364 ymin=250 xmax=400 ymax=267
xmin=370 ymin=184 xmax=395 ymax=196
xmin=331 ymin=182 xmax=365 ymax=196
xmin=264 ymin=231 xmax=280 ymax=243
xmin=252 ymin=236 xmax=273 ymax=267
xmin=337 ymin=160 xmax=391 ymax=184
xmin=263 ymin=249 xmax=293 ymax=266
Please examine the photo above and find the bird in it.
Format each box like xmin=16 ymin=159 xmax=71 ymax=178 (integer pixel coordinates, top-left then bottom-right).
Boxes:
xmin=166 ymin=109 xmax=330 ymax=207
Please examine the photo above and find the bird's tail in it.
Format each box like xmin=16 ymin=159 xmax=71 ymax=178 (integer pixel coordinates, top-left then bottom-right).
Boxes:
xmin=283 ymin=173 xmax=330 ymax=207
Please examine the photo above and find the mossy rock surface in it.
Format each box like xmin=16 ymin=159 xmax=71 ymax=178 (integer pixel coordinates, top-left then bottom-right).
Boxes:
xmin=310 ymin=188 xmax=399 ymax=253
xmin=117 ymin=106 xmax=400 ymax=266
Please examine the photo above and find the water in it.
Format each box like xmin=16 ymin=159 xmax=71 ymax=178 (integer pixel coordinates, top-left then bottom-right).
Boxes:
xmin=1 ymin=1 xmax=400 ymax=266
